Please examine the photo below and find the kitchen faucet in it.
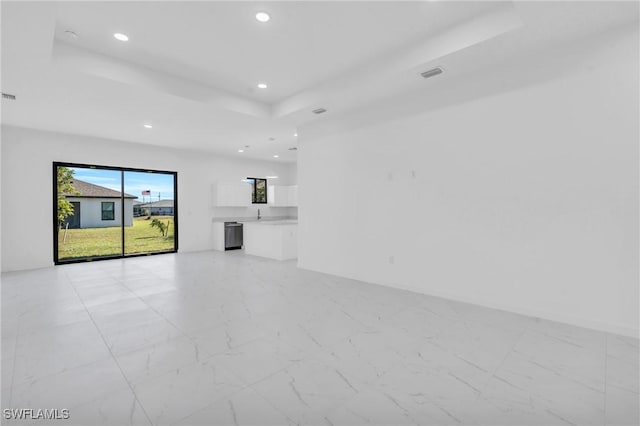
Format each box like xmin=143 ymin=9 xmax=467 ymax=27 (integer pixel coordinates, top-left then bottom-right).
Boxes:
xmin=257 ymin=208 xmax=261 ymax=220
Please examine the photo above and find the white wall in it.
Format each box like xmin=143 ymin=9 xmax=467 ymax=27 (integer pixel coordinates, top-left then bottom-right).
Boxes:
xmin=65 ymin=197 xmax=133 ymax=228
xmin=1 ymin=126 xmax=296 ymax=271
xmin=298 ymin=27 xmax=639 ymax=337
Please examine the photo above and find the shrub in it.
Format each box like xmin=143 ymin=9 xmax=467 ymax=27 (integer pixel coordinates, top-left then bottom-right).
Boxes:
xmin=150 ymin=218 xmax=169 ymax=237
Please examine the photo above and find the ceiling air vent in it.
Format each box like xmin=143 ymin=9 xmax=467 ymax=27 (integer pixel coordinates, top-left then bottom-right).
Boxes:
xmin=2 ymin=93 xmax=16 ymax=100
xmin=288 ymin=147 xmax=298 ymax=151
xmin=420 ymin=67 xmax=443 ymax=79
xmin=312 ymin=108 xmax=327 ymax=114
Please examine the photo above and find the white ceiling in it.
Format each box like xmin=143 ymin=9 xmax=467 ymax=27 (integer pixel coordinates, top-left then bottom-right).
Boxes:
xmin=53 ymin=1 xmax=503 ymax=104
xmin=1 ymin=1 xmax=638 ymax=163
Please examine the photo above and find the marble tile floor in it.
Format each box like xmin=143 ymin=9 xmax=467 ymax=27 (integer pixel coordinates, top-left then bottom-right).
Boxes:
xmin=1 ymin=251 xmax=638 ymax=425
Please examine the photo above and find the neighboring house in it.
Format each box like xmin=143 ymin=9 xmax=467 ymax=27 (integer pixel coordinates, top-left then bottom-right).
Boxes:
xmin=138 ymin=199 xmax=174 ymax=216
xmin=62 ymin=179 xmax=136 ymax=228
xmin=132 ymin=200 xmax=144 ymax=217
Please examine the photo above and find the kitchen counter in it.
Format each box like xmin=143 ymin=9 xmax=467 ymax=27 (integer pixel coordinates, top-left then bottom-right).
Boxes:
xmin=211 ymin=217 xmax=298 ymax=255
xmin=240 ymin=219 xmax=297 ymax=226
xmin=243 ymin=220 xmax=297 ymax=260
xmin=212 ymin=216 xmax=296 ymax=223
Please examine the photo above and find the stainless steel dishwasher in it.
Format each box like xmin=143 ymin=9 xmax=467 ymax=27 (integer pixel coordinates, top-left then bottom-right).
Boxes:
xmin=224 ymin=222 xmax=243 ymax=250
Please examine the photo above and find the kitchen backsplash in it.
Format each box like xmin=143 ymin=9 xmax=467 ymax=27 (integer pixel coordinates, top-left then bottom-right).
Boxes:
xmin=212 ymin=205 xmax=297 ymax=222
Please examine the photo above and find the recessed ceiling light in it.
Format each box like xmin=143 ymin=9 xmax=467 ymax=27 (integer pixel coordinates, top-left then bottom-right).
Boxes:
xmin=255 ymin=12 xmax=270 ymax=23
xmin=312 ymin=108 xmax=327 ymax=114
xmin=273 ymin=155 xmax=279 ymax=158
xmin=143 ymin=123 xmax=152 ymax=129
xmin=238 ymin=149 xmax=244 ymax=153
xmin=294 ymin=133 xmax=298 ymax=137
xmin=114 ymin=33 xmax=129 ymax=42
xmin=257 ymin=83 xmax=268 ymax=89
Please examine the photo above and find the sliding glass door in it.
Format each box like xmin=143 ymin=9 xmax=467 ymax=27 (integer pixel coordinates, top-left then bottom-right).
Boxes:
xmin=53 ymin=162 xmax=178 ymax=264
xmin=56 ymin=166 xmax=123 ymax=261
xmin=124 ymin=171 xmax=176 ymax=255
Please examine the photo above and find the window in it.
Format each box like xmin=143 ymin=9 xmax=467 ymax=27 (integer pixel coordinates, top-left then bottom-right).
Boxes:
xmin=247 ymin=177 xmax=267 ymax=204
xmin=54 ymin=162 xmax=178 ymax=264
xmin=101 ymin=202 xmax=115 ymax=220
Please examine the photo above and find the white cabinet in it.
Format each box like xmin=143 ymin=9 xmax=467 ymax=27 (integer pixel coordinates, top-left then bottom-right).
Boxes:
xmin=244 ymin=221 xmax=297 ymax=260
xmin=213 ymin=182 xmax=251 ymax=207
xmin=268 ymin=185 xmax=298 ymax=207
xmin=267 ymin=186 xmax=283 ymax=206
xmin=212 ymin=221 xmax=225 ymax=251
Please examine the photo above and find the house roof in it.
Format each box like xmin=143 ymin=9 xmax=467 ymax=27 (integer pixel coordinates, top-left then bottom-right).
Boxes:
xmin=64 ymin=179 xmax=137 ymax=199
xmin=139 ymin=199 xmax=174 ymax=208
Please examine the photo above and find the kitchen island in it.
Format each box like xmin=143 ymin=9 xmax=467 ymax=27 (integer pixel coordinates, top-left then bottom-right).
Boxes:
xmin=242 ymin=220 xmax=297 ymax=260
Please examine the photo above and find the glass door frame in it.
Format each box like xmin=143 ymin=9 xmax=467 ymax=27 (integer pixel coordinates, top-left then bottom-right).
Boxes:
xmin=53 ymin=161 xmax=179 ymax=265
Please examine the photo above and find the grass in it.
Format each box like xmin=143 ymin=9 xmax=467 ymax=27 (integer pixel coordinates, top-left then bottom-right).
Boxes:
xmin=58 ymin=216 xmax=175 ymax=260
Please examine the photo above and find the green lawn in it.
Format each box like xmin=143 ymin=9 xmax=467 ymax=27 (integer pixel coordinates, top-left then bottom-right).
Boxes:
xmin=58 ymin=216 xmax=175 ymax=260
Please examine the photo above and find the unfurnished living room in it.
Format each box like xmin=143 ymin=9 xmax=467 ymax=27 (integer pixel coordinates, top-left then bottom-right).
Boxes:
xmin=0 ymin=1 xmax=638 ymax=425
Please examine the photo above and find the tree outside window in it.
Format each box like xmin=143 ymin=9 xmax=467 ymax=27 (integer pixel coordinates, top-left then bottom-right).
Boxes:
xmin=247 ymin=178 xmax=267 ymax=204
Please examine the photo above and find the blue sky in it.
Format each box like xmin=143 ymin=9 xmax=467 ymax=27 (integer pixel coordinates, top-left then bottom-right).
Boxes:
xmin=70 ymin=167 xmax=175 ymax=201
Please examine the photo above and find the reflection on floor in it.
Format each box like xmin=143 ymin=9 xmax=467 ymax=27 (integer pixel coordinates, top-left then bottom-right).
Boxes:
xmin=2 ymin=251 xmax=638 ymax=425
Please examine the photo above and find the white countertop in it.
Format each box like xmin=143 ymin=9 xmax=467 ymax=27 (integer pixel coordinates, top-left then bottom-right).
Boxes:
xmin=212 ymin=216 xmax=296 ymax=223
xmin=242 ymin=219 xmax=297 ymax=226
